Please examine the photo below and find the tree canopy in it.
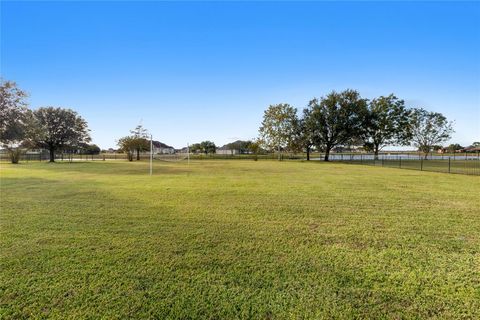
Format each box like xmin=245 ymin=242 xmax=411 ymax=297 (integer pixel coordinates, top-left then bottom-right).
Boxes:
xmin=306 ymin=89 xmax=367 ymax=161
xmin=409 ymin=108 xmax=454 ymax=158
xmin=0 ymin=79 xmax=30 ymax=163
xmin=360 ymin=94 xmax=411 ymax=158
xmin=259 ymin=103 xmax=298 ymax=159
xmin=31 ymin=107 xmax=91 ymax=162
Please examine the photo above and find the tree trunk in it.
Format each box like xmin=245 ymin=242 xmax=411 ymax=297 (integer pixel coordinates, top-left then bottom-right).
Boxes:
xmin=136 ymin=149 xmax=140 ymax=161
xmin=49 ymin=148 xmax=55 ymax=162
xmin=374 ymin=146 xmax=379 ymax=160
xmin=9 ymin=149 xmax=20 ymax=164
xmin=324 ymin=147 xmax=331 ymax=161
xmin=306 ymin=146 xmax=310 ymax=161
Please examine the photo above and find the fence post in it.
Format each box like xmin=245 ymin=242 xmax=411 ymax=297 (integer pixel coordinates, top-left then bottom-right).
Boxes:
xmin=360 ymin=154 xmax=363 ymax=164
xmin=448 ymin=157 xmax=451 ymax=173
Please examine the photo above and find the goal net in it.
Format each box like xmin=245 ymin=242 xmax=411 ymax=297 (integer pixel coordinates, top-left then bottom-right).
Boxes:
xmin=153 ymin=153 xmax=189 ymax=162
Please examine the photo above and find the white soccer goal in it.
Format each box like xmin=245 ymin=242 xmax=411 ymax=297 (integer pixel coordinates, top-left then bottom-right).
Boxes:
xmin=153 ymin=153 xmax=189 ymax=162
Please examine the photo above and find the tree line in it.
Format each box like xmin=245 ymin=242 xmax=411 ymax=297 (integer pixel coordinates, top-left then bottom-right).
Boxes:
xmin=258 ymin=89 xmax=455 ymax=160
xmin=1 ymin=79 xmax=92 ymax=163
xmin=1 ymin=80 xmax=466 ymax=164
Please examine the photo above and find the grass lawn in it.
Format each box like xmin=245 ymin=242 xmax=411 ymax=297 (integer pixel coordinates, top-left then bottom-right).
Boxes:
xmin=1 ymin=160 xmax=479 ymax=319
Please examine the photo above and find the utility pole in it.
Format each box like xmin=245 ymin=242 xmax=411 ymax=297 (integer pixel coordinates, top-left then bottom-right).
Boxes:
xmin=150 ymin=134 xmax=153 ymax=176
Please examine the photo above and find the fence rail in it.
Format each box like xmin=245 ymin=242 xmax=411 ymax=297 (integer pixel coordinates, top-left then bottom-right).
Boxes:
xmin=1 ymin=151 xmax=479 ymax=175
xmin=330 ymin=156 xmax=480 ymax=176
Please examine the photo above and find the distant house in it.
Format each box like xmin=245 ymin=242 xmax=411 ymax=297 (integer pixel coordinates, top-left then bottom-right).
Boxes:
xmin=463 ymin=145 xmax=480 ymax=153
xmin=152 ymin=141 xmax=175 ymax=154
xmin=216 ymin=144 xmax=241 ymax=155
xmin=216 ymin=140 xmax=252 ymax=155
xmin=216 ymin=146 xmax=239 ymax=155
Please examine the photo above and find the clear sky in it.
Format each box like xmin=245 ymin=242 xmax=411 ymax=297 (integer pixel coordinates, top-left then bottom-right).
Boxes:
xmin=1 ymin=1 xmax=479 ymax=149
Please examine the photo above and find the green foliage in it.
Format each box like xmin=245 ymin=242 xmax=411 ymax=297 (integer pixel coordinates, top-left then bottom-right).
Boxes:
xmin=360 ymin=94 xmax=411 ymax=157
xmin=259 ymin=103 xmax=298 ymax=158
xmin=0 ymin=79 xmax=30 ymax=163
xmin=306 ymin=89 xmax=367 ymax=161
xmin=117 ymin=136 xmax=138 ymax=161
xmin=200 ymin=140 xmax=216 ymax=154
xmin=446 ymin=143 xmax=463 ymax=153
xmin=128 ymin=124 xmax=150 ymax=160
xmin=409 ymin=108 xmax=454 ymax=157
xmin=1 ymin=161 xmax=479 ymax=318
xmin=189 ymin=141 xmax=216 ymax=154
xmin=225 ymin=140 xmax=252 ymax=154
xmin=80 ymin=143 xmax=101 ymax=155
xmin=30 ymin=107 xmax=91 ymax=162
xmin=189 ymin=143 xmax=201 ymax=153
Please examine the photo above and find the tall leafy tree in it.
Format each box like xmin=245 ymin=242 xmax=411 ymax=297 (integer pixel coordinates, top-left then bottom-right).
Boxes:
xmin=298 ymin=108 xmax=317 ymax=161
xmin=31 ymin=107 xmax=91 ymax=162
xmin=308 ymin=89 xmax=367 ymax=161
xmin=130 ymin=124 xmax=150 ymax=160
xmin=361 ymin=94 xmax=411 ymax=159
xmin=189 ymin=143 xmax=201 ymax=153
xmin=118 ymin=136 xmax=137 ymax=161
xmin=409 ymin=108 xmax=454 ymax=159
xmin=259 ymin=103 xmax=298 ymax=160
xmin=200 ymin=141 xmax=216 ymax=154
xmin=0 ymin=79 xmax=30 ymax=163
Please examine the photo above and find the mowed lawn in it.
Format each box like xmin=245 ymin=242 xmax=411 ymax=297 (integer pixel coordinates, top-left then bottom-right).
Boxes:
xmin=1 ymin=160 xmax=479 ymax=319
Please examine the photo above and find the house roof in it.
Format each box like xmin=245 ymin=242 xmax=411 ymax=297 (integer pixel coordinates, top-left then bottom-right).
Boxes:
xmin=152 ymin=141 xmax=174 ymax=149
xmin=218 ymin=140 xmax=247 ymax=150
xmin=464 ymin=146 xmax=480 ymax=151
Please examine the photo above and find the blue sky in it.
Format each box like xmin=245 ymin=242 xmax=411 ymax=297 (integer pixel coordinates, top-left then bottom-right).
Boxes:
xmin=1 ymin=1 xmax=479 ymax=149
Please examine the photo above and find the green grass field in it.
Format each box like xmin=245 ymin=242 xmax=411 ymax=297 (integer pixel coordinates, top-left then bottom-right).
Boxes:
xmin=1 ymin=160 xmax=479 ymax=319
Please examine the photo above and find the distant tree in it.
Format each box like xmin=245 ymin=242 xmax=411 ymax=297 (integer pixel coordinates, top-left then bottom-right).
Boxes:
xmin=259 ymin=103 xmax=298 ymax=160
xmin=446 ymin=143 xmax=463 ymax=153
xmin=472 ymin=142 xmax=480 ymax=148
xmin=298 ymin=109 xmax=317 ymax=160
xmin=409 ymin=108 xmax=454 ymax=159
xmin=360 ymin=94 xmax=411 ymax=159
xmin=287 ymin=116 xmax=309 ymax=156
xmin=81 ymin=143 xmax=101 ymax=155
xmin=307 ymin=89 xmax=367 ymax=161
xmin=0 ymin=79 xmax=30 ymax=163
xmin=200 ymin=141 xmax=216 ymax=154
xmin=225 ymin=140 xmax=252 ymax=154
xmin=117 ymin=136 xmax=137 ymax=161
xmin=130 ymin=124 xmax=150 ymax=160
xmin=189 ymin=143 xmax=202 ymax=153
xmin=247 ymin=140 xmax=261 ymax=161
xmin=31 ymin=107 xmax=91 ymax=162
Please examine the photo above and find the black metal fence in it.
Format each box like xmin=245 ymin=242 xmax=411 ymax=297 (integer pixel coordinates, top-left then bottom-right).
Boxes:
xmin=2 ymin=151 xmax=479 ymax=176
xmin=329 ymin=154 xmax=480 ymax=176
